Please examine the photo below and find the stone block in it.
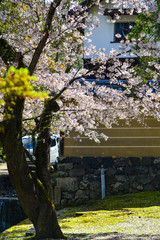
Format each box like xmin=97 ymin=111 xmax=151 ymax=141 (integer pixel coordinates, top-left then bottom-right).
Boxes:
xmin=81 ymin=157 xmax=98 ymax=169
xmin=68 ymin=199 xmax=76 ymax=205
xmin=56 ymin=177 xmax=78 ymax=192
xmin=58 ymin=164 xmax=66 ymax=171
xmin=154 ymin=158 xmax=160 ymax=164
xmin=65 ymin=163 xmax=74 ymax=170
xmin=75 ymin=190 xmax=90 ymax=202
xmin=94 ymin=169 xmax=100 ymax=175
xmin=143 ymin=184 xmax=155 ymax=191
xmin=61 ymin=199 xmax=68 ymax=206
xmin=69 ymin=157 xmax=81 ymax=163
xmin=131 ymin=182 xmax=142 ymax=190
xmin=82 ymin=157 xmax=95 ymax=164
xmin=115 ymin=175 xmax=128 ymax=182
xmin=106 ymin=167 xmax=116 ymax=176
xmin=135 ymin=166 xmax=148 ymax=174
xmin=112 ymin=182 xmax=123 ymax=192
xmin=137 ymin=175 xmax=153 ymax=185
xmin=75 ymin=189 xmax=89 ymax=198
xmin=151 ymin=174 xmax=160 ymax=186
xmin=60 ymin=157 xmax=70 ymax=163
xmin=79 ymin=179 xmax=90 ymax=190
xmin=117 ymin=167 xmax=125 ymax=175
xmin=149 ymin=167 xmax=157 ymax=177
xmin=74 ymin=163 xmax=86 ymax=169
xmin=53 ymin=186 xmax=61 ymax=206
xmin=62 ymin=192 xmax=74 ymax=199
xmin=114 ymin=158 xmax=129 ymax=167
xmin=112 ymin=181 xmax=130 ymax=194
xmin=90 ymin=190 xmax=101 ymax=199
xmin=105 ymin=175 xmax=115 ymax=184
xmin=136 ymin=185 xmax=143 ymax=191
xmin=58 ymin=163 xmax=73 ymax=171
xmin=102 ymin=157 xmax=114 ymax=168
xmin=75 ymin=198 xmax=88 ymax=205
xmin=127 ymin=157 xmax=140 ymax=166
xmin=90 ymin=181 xmax=100 ymax=191
xmin=124 ymin=166 xmax=135 ymax=176
xmin=69 ymin=168 xmax=85 ymax=177
xmin=129 ymin=175 xmax=136 ymax=182
xmin=57 ymin=171 xmax=69 ymax=177
xmin=141 ymin=157 xmax=154 ymax=166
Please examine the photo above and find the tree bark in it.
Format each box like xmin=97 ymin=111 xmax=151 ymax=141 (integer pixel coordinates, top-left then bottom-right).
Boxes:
xmin=1 ymin=1 xmax=65 ymax=238
xmin=35 ymin=99 xmax=60 ymax=199
xmin=2 ymin=97 xmax=64 ymax=239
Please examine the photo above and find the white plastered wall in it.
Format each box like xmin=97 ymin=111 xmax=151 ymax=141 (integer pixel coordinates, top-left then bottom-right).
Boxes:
xmin=84 ymin=4 xmax=137 ymax=58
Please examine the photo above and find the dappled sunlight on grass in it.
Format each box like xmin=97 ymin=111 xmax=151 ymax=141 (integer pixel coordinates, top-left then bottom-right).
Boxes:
xmin=0 ymin=219 xmax=33 ymax=239
xmin=59 ymin=191 xmax=160 ymax=239
xmin=1 ymin=191 xmax=160 ymax=239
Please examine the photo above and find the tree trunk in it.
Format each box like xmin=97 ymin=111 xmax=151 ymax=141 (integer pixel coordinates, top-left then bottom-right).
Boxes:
xmin=2 ymin=98 xmax=64 ymax=239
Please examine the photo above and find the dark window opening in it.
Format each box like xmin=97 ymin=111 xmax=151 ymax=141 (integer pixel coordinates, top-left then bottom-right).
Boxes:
xmin=114 ymin=22 xmax=135 ymax=42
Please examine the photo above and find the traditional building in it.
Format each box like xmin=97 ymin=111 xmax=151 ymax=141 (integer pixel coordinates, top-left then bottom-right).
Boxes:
xmin=63 ymin=1 xmax=160 ymax=158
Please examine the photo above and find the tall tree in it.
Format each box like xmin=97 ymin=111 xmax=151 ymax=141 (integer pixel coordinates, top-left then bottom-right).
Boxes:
xmin=0 ymin=0 xmax=159 ymax=239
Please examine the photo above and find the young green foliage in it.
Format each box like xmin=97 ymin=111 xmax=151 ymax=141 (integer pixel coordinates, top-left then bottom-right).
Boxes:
xmin=0 ymin=66 xmax=48 ymax=119
xmin=0 ymin=66 xmax=47 ymax=98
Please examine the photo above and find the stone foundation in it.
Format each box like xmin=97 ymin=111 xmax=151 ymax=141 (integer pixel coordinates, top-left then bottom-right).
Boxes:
xmin=52 ymin=156 xmax=160 ymax=206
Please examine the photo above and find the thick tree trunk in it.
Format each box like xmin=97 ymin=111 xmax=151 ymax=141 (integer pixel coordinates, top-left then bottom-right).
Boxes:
xmin=2 ymin=98 xmax=64 ymax=239
xmin=1 ymin=1 xmax=65 ymax=238
xmin=35 ymin=99 xmax=60 ymax=199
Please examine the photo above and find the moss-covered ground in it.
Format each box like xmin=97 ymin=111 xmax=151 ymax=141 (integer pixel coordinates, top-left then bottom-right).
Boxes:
xmin=1 ymin=191 xmax=160 ymax=239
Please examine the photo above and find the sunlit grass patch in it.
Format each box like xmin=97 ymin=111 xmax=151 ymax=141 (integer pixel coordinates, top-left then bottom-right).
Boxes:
xmin=0 ymin=219 xmax=32 ymax=239
xmin=59 ymin=209 xmax=160 ymax=238
xmin=59 ymin=209 xmax=130 ymax=235
xmin=1 ymin=191 xmax=160 ymax=239
xmin=58 ymin=191 xmax=160 ymax=238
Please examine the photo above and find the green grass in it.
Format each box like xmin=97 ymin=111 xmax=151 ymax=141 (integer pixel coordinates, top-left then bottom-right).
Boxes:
xmin=58 ymin=191 xmax=160 ymax=239
xmin=0 ymin=219 xmax=32 ymax=240
xmin=1 ymin=191 xmax=160 ymax=239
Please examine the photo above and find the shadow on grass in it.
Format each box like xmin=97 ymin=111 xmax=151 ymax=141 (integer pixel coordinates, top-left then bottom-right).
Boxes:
xmin=65 ymin=232 xmax=160 ymax=240
xmin=59 ymin=191 xmax=160 ymax=221
xmin=0 ymin=219 xmax=32 ymax=239
xmin=59 ymin=191 xmax=160 ymax=240
xmin=84 ymin=191 xmax=160 ymax=212
xmin=18 ymin=219 xmax=32 ymax=225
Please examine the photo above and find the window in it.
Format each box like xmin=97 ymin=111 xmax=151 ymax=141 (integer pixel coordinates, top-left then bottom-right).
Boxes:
xmin=114 ymin=22 xmax=135 ymax=42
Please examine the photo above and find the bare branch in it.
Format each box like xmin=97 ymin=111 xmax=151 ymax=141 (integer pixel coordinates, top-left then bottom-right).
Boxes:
xmin=29 ymin=0 xmax=62 ymax=75
xmin=23 ymin=147 xmax=36 ymax=164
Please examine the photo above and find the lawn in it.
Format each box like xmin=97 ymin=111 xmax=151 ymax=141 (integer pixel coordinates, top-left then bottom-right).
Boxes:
xmin=1 ymin=191 xmax=160 ymax=239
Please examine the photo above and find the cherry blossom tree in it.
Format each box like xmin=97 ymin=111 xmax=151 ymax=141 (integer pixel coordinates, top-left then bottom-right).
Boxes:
xmin=107 ymin=0 xmax=160 ymax=122
xmin=0 ymin=0 xmax=159 ymax=239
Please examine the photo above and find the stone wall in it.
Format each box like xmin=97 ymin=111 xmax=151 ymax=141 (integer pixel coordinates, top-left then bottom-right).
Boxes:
xmin=52 ymin=156 xmax=160 ymax=206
